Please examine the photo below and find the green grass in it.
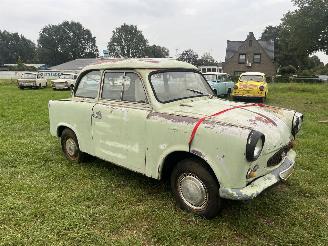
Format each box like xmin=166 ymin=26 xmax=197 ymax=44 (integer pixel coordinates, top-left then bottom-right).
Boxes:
xmin=0 ymin=80 xmax=327 ymax=245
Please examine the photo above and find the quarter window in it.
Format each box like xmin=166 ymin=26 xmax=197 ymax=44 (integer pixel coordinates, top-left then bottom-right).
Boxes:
xmin=75 ymin=70 xmax=101 ymax=98
xmin=102 ymin=72 xmax=147 ymax=103
xmin=239 ymin=54 xmax=246 ymax=64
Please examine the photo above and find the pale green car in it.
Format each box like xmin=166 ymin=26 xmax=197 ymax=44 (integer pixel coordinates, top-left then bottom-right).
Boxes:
xmin=49 ymin=58 xmax=303 ymax=218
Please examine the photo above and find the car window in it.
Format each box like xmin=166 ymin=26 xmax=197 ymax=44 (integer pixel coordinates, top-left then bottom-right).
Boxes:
xmin=150 ymin=71 xmax=213 ymax=103
xmin=239 ymin=75 xmax=264 ymax=82
xmin=204 ymin=74 xmax=217 ymax=81
xmin=102 ymin=72 xmax=147 ymax=103
xmin=75 ymin=70 xmax=101 ymax=98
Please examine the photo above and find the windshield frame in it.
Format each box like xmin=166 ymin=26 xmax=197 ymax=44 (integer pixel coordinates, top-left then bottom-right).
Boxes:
xmin=148 ymin=68 xmax=214 ymax=104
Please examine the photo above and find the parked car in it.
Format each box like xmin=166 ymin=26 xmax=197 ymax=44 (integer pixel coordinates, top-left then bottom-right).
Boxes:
xmin=51 ymin=73 xmax=78 ymax=90
xmin=17 ymin=72 xmax=47 ymax=89
xmin=49 ymin=59 xmax=303 ymax=218
xmin=232 ymin=72 xmax=268 ymax=102
xmin=203 ymin=72 xmax=234 ymax=97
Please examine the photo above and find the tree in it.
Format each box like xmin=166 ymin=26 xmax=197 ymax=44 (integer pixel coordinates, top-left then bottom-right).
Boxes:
xmin=107 ymin=24 xmax=148 ymax=58
xmin=37 ymin=21 xmax=98 ymax=66
xmin=145 ymin=45 xmax=169 ymax=58
xmin=197 ymin=53 xmax=219 ymax=66
xmin=0 ymin=30 xmax=36 ymax=65
xmin=177 ymin=49 xmax=199 ymax=65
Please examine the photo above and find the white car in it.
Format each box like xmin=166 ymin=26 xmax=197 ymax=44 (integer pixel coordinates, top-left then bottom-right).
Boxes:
xmin=51 ymin=73 xmax=78 ymax=90
xmin=17 ymin=72 xmax=47 ymax=89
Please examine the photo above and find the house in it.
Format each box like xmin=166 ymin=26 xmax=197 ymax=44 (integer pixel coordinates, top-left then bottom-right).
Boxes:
xmin=223 ymin=32 xmax=276 ymax=77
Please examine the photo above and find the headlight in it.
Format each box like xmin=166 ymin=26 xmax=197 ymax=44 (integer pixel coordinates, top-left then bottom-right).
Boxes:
xmin=292 ymin=112 xmax=304 ymax=136
xmin=246 ymin=130 xmax=265 ymax=161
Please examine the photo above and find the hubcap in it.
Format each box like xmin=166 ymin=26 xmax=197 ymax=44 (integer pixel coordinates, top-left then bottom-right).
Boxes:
xmin=178 ymin=173 xmax=208 ymax=210
xmin=65 ymin=138 xmax=77 ymax=157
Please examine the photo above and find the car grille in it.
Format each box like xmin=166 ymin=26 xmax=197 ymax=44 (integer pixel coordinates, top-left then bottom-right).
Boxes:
xmin=267 ymin=142 xmax=294 ymax=167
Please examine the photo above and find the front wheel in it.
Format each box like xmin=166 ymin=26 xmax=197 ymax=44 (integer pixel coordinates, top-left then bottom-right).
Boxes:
xmin=61 ymin=128 xmax=85 ymax=163
xmin=171 ymin=158 xmax=221 ymax=218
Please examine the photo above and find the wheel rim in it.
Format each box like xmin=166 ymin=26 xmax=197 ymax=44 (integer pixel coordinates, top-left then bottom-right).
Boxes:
xmin=178 ymin=173 xmax=208 ymax=210
xmin=65 ymin=138 xmax=77 ymax=157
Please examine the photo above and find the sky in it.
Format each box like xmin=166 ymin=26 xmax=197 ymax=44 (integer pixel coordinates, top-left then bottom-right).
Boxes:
xmin=0 ymin=0 xmax=327 ymax=64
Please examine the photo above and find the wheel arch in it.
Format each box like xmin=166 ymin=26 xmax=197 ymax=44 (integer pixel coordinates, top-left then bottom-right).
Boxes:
xmin=159 ymin=151 xmax=220 ymax=186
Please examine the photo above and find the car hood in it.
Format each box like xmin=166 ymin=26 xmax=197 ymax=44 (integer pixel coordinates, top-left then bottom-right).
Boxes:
xmin=18 ymin=78 xmax=36 ymax=82
xmin=159 ymin=98 xmax=295 ymax=152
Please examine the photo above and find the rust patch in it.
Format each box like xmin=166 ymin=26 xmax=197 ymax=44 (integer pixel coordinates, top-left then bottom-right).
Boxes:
xmin=147 ymin=112 xmax=199 ymax=125
xmin=190 ymin=149 xmax=205 ymax=158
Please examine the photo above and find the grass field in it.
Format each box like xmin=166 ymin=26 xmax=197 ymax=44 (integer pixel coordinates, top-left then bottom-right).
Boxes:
xmin=0 ymin=80 xmax=327 ymax=245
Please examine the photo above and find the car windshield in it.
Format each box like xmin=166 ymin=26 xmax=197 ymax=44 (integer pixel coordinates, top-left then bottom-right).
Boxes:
xmin=150 ymin=71 xmax=213 ymax=103
xmin=218 ymin=75 xmax=229 ymax=81
xmin=239 ymin=75 xmax=264 ymax=82
xmin=204 ymin=74 xmax=217 ymax=81
xmin=60 ymin=74 xmax=75 ymax=79
xmin=21 ymin=73 xmax=36 ymax=79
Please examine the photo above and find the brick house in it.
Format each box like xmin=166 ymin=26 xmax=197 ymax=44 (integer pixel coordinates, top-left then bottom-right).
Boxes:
xmin=223 ymin=32 xmax=276 ymax=77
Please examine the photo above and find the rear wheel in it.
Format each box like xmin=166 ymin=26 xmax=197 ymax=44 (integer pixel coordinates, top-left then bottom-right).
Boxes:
xmin=171 ymin=158 xmax=221 ymax=218
xmin=61 ymin=128 xmax=85 ymax=163
xmin=213 ymin=89 xmax=217 ymax=96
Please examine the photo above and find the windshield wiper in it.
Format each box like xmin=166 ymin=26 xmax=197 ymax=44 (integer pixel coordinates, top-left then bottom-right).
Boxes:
xmin=187 ymin=88 xmax=205 ymax=95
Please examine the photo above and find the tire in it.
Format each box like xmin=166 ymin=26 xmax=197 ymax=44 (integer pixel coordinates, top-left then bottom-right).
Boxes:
xmin=213 ymin=89 xmax=217 ymax=96
xmin=19 ymin=86 xmax=24 ymax=90
xmin=61 ymin=128 xmax=85 ymax=163
xmin=171 ymin=158 xmax=221 ymax=219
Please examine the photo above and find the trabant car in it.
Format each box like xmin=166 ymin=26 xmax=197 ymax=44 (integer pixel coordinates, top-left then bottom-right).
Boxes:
xmin=203 ymin=72 xmax=234 ymax=97
xmin=51 ymin=73 xmax=78 ymax=90
xmin=232 ymin=72 xmax=268 ymax=102
xmin=48 ymin=59 xmax=303 ymax=218
xmin=18 ymin=72 xmax=47 ymax=89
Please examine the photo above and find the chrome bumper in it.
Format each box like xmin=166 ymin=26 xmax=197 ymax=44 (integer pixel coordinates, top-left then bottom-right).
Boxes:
xmin=219 ymin=149 xmax=296 ymax=200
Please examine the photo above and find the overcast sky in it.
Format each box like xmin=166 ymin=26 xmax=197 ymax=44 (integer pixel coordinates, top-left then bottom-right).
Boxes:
xmin=1 ymin=0 xmax=327 ymax=63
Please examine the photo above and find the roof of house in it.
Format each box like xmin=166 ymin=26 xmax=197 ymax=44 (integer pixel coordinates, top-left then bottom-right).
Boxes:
xmin=82 ymin=58 xmax=196 ymax=72
xmin=50 ymin=58 xmax=100 ymax=71
xmin=225 ymin=39 xmax=274 ymax=61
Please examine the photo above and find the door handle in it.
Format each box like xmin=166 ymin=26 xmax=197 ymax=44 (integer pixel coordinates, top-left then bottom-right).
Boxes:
xmin=93 ymin=111 xmax=102 ymax=119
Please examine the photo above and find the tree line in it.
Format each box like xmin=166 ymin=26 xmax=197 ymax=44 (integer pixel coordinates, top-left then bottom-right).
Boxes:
xmin=260 ymin=0 xmax=328 ymax=75
xmin=0 ymin=21 xmax=220 ymax=68
xmin=0 ymin=22 xmax=173 ymax=67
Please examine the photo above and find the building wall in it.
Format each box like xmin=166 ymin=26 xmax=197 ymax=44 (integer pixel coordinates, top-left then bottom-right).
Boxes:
xmin=223 ymin=33 xmax=276 ymax=77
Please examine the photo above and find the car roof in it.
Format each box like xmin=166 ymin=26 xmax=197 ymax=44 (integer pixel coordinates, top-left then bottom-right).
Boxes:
xmin=203 ymin=72 xmax=227 ymax=75
xmin=82 ymin=58 xmax=197 ymax=72
xmin=240 ymin=72 xmax=265 ymax=76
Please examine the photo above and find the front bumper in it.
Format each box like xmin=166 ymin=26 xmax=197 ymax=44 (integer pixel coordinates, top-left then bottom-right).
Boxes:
xmin=19 ymin=82 xmax=36 ymax=87
xmin=219 ymin=149 xmax=296 ymax=200
xmin=53 ymin=83 xmax=69 ymax=89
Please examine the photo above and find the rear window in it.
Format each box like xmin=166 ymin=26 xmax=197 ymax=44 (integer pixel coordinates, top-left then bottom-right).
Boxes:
xmin=239 ymin=75 xmax=264 ymax=82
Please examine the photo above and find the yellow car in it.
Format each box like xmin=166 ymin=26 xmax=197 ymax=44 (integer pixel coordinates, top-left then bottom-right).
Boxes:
xmin=232 ymin=72 xmax=268 ymax=102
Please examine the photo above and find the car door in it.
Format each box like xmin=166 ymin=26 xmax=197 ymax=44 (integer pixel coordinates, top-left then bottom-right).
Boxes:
xmin=92 ymin=71 xmax=151 ymax=173
xmin=72 ymin=70 xmax=102 ymax=154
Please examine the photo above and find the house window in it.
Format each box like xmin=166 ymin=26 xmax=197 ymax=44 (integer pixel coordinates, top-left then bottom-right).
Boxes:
xmin=249 ymin=40 xmax=252 ymax=47
xmin=201 ymin=68 xmax=206 ymax=73
xmin=254 ymin=54 xmax=261 ymax=63
xmin=239 ymin=54 xmax=246 ymax=64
